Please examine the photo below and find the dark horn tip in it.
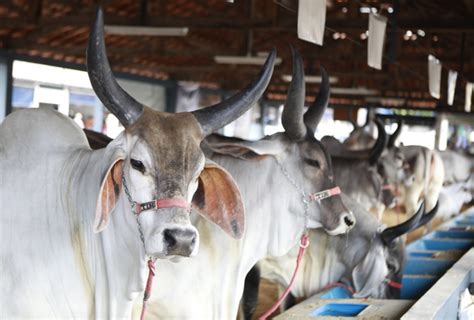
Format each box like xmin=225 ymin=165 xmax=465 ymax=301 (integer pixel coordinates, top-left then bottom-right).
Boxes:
xmin=192 ymin=49 xmax=276 ymax=136
xmin=86 ymin=5 xmax=144 ymax=127
xmin=320 ymin=65 xmax=329 ymax=91
xmin=369 ymin=118 xmax=387 ymax=165
xmin=416 ymin=200 xmax=439 ymax=228
xmin=282 ymin=46 xmax=306 ymax=141
xmin=381 ymin=201 xmax=424 ymax=246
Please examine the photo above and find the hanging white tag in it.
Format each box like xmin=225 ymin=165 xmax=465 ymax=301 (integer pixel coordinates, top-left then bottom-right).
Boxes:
xmin=428 ymin=55 xmax=442 ymax=99
xmin=447 ymin=70 xmax=458 ymax=106
xmin=297 ymin=0 xmax=326 ymax=46
xmin=466 ymin=82 xmax=473 ymax=112
xmin=368 ymin=13 xmax=387 ymax=70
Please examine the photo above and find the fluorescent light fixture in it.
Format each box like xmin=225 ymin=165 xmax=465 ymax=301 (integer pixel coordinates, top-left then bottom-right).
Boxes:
xmin=214 ymin=55 xmax=282 ymax=65
xmin=104 ymin=25 xmax=189 ymax=36
xmin=281 ymin=74 xmax=339 ymax=84
xmin=331 ymin=87 xmax=379 ymax=95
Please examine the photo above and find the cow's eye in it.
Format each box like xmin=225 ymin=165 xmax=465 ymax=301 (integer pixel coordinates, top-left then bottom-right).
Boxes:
xmin=387 ymin=262 xmax=396 ymax=272
xmin=131 ymin=159 xmax=145 ymax=173
xmin=304 ymin=158 xmax=320 ymax=168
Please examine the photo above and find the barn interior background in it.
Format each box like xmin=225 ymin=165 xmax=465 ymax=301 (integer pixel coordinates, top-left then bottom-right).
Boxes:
xmin=0 ymin=0 xmax=473 ymax=148
xmin=1 ymin=1 xmax=474 ymax=319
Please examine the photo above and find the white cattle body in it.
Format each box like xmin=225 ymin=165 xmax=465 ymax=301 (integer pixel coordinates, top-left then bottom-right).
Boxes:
xmin=0 ymin=109 xmax=145 ymax=318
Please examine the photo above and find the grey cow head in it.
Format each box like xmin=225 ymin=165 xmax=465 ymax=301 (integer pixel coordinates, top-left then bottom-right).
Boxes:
xmin=351 ymin=200 xmax=438 ymax=299
xmin=273 ymin=48 xmax=355 ymax=235
xmin=378 ymin=120 xmax=408 ymax=187
xmin=87 ymin=8 xmax=275 ymax=259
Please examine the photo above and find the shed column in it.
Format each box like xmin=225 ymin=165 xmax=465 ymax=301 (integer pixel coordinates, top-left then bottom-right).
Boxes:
xmin=0 ymin=54 xmax=13 ymax=123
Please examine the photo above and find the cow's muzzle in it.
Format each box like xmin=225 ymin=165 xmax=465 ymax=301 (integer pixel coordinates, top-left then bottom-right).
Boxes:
xmin=326 ymin=212 xmax=356 ymax=235
xmin=163 ymin=228 xmax=197 ymax=257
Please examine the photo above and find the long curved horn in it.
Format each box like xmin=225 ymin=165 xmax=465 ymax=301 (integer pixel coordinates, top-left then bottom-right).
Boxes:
xmin=415 ymin=201 xmax=439 ymax=229
xmin=381 ymin=202 xmax=424 ymax=246
xmin=304 ymin=66 xmax=330 ymax=135
xmin=368 ymin=119 xmax=387 ymax=165
xmin=87 ymin=8 xmax=144 ymax=127
xmin=387 ymin=118 xmax=403 ymax=148
xmin=281 ymin=47 xmax=306 ymax=141
xmin=192 ymin=50 xmax=276 ymax=136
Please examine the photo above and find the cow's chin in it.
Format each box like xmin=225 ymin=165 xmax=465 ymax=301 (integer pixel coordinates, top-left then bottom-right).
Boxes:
xmin=146 ymin=241 xmax=199 ymax=260
xmin=146 ymin=252 xmax=189 ymax=261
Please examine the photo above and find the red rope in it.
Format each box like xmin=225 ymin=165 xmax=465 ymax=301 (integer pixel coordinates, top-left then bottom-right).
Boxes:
xmin=258 ymin=234 xmax=309 ymax=320
xmin=140 ymin=259 xmax=156 ymax=320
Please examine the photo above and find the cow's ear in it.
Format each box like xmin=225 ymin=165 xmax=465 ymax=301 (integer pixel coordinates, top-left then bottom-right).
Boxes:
xmin=192 ymin=160 xmax=245 ymax=239
xmin=93 ymin=158 xmax=124 ymax=233
xmin=352 ymin=243 xmax=388 ymax=298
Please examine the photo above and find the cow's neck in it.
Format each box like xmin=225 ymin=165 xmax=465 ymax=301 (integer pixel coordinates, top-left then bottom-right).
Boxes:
xmin=64 ymin=148 xmax=145 ymax=318
xmin=261 ymin=229 xmax=346 ymax=299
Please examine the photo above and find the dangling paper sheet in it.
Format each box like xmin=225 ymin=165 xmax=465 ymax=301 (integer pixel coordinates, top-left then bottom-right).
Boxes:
xmin=466 ymin=82 xmax=473 ymax=112
xmin=297 ymin=0 xmax=326 ymax=46
xmin=428 ymin=55 xmax=442 ymax=99
xmin=447 ymin=70 xmax=457 ymax=106
xmin=368 ymin=13 xmax=388 ymax=70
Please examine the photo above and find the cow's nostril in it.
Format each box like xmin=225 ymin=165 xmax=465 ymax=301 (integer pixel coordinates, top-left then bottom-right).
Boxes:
xmin=344 ymin=215 xmax=354 ymax=227
xmin=163 ymin=229 xmax=177 ymax=248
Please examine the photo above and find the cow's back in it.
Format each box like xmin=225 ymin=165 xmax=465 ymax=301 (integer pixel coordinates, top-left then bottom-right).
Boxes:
xmin=0 ymin=108 xmax=89 ymax=154
xmin=0 ymin=108 xmax=94 ymax=317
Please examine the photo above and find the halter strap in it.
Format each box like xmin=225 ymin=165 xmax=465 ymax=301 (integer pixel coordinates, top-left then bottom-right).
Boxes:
xmin=134 ymin=198 xmax=191 ymax=215
xmin=385 ymin=279 xmax=403 ymax=289
xmin=306 ymin=186 xmax=341 ymax=202
xmin=258 ymin=233 xmax=309 ymax=320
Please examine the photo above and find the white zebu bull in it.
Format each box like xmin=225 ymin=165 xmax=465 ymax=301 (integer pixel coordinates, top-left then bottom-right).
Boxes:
xmin=381 ymin=144 xmax=444 ymax=218
xmin=437 ymin=183 xmax=472 ymax=220
xmin=349 ymin=119 xmax=445 ymax=218
xmin=242 ymin=196 xmax=438 ymax=319
xmin=343 ymin=120 xmax=376 ymax=151
xmin=439 ymin=150 xmax=473 ymax=186
xmin=0 ymin=9 xmax=276 ymax=318
xmin=140 ymin=49 xmax=355 ymax=319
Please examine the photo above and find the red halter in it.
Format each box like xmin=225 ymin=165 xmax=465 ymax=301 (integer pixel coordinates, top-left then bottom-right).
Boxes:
xmin=133 ymin=198 xmax=191 ymax=215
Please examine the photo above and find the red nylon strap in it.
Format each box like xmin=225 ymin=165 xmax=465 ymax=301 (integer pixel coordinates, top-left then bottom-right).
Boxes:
xmin=308 ymin=186 xmax=341 ymax=202
xmin=386 ymin=279 xmax=403 ymax=289
xmin=134 ymin=198 xmax=190 ymax=215
xmin=140 ymin=259 xmax=156 ymax=320
xmin=258 ymin=234 xmax=309 ymax=320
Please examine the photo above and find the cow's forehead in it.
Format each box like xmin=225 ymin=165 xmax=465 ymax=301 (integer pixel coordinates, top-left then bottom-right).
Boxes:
xmin=126 ymin=107 xmax=205 ymax=166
